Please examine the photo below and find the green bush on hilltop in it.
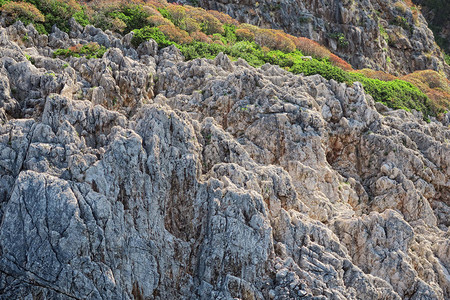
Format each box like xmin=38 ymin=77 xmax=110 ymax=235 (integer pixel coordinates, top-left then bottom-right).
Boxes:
xmin=132 ymin=27 xmax=175 ymax=48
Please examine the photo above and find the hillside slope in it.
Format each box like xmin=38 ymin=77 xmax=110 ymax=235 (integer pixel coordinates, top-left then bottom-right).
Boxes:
xmin=196 ymin=0 xmax=450 ymax=76
xmin=0 ymin=20 xmax=449 ymax=299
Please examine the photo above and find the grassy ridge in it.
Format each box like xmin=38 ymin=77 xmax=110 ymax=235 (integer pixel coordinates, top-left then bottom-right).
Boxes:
xmin=1 ymin=0 xmax=447 ymax=118
xmin=132 ymin=26 xmax=433 ymax=118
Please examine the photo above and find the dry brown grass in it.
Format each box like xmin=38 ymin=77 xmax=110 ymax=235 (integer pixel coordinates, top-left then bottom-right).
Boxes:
xmin=1 ymin=1 xmax=45 ymax=24
xmin=401 ymin=70 xmax=450 ymax=114
xmin=354 ymin=69 xmax=398 ymax=81
xmin=158 ymin=24 xmax=191 ymax=44
xmin=294 ymin=37 xmax=331 ymax=59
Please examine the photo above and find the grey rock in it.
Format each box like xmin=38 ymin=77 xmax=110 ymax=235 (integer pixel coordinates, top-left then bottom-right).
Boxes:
xmin=0 ymin=22 xmax=448 ymax=300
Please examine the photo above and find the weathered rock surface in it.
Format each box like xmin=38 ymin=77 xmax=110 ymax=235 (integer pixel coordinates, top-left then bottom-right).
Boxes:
xmin=412 ymin=0 xmax=450 ymax=54
xmin=0 ymin=21 xmax=449 ymax=299
xmin=195 ymin=0 xmax=450 ymax=76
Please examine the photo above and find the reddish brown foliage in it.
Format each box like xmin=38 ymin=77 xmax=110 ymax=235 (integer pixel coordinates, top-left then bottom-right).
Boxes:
xmin=255 ymin=29 xmax=278 ymax=49
xmin=275 ymin=31 xmax=297 ymax=53
xmin=147 ymin=15 xmax=173 ymax=27
xmin=68 ymin=44 xmax=83 ymax=52
xmin=187 ymin=8 xmax=224 ymax=35
xmin=158 ymin=24 xmax=192 ymax=44
xmin=190 ymin=31 xmax=212 ymax=44
xmin=261 ymin=46 xmax=270 ymax=53
xmin=401 ymin=70 xmax=450 ymax=113
xmin=235 ymin=28 xmax=254 ymax=41
xmin=142 ymin=5 xmax=161 ymax=16
xmin=207 ymin=10 xmax=238 ymax=26
xmin=255 ymin=29 xmax=296 ymax=52
xmin=329 ymin=54 xmax=353 ymax=71
xmin=238 ymin=23 xmax=259 ymax=34
xmin=294 ymin=37 xmax=331 ymax=59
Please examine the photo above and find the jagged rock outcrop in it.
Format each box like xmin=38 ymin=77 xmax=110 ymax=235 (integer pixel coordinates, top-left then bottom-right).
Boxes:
xmin=195 ymin=0 xmax=450 ymax=76
xmin=413 ymin=0 xmax=450 ymax=54
xmin=0 ymin=21 xmax=449 ymax=299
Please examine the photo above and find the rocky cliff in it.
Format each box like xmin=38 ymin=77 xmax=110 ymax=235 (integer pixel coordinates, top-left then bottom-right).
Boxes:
xmin=412 ymin=0 xmax=450 ymax=54
xmin=0 ymin=20 xmax=449 ymax=299
xmin=195 ymin=0 xmax=449 ymax=76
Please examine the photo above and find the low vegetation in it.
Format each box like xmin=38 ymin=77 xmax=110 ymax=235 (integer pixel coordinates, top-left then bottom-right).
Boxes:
xmin=53 ymin=42 xmax=107 ymax=59
xmin=401 ymin=70 xmax=450 ymax=116
xmin=445 ymin=54 xmax=450 ymax=66
xmin=1 ymin=0 xmax=448 ymax=118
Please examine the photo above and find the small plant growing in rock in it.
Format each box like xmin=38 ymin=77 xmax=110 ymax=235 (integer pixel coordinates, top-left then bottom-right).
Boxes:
xmin=329 ymin=32 xmax=349 ymax=47
xmin=54 ymin=42 xmax=107 ymax=59
xmin=25 ymin=54 xmax=35 ymax=65
xmin=391 ymin=16 xmax=412 ymax=33
xmin=379 ymin=24 xmax=390 ymax=43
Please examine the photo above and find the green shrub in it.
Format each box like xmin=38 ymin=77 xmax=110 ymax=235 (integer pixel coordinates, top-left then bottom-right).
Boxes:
xmin=264 ymin=50 xmax=305 ymax=68
xmin=391 ymin=15 xmax=412 ymax=34
xmin=180 ymin=41 xmax=228 ymax=60
xmin=290 ymin=61 xmax=433 ymax=118
xmin=113 ymin=4 xmax=151 ymax=33
xmin=24 ymin=0 xmax=89 ymax=34
xmin=132 ymin=26 xmax=175 ymax=48
xmin=290 ymin=60 xmax=350 ymax=82
xmin=223 ymin=24 xmax=237 ymax=43
xmin=349 ymin=73 xmax=433 ymax=117
xmin=73 ymin=9 xmax=89 ymax=27
xmin=157 ymin=7 xmax=171 ymax=20
xmin=328 ymin=32 xmax=349 ymax=47
xmin=0 ymin=0 xmax=11 ymax=7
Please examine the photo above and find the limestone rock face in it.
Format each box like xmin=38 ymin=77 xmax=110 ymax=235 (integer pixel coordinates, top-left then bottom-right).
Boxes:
xmin=196 ymin=0 xmax=450 ymax=76
xmin=0 ymin=22 xmax=449 ymax=300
